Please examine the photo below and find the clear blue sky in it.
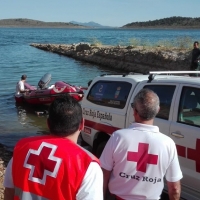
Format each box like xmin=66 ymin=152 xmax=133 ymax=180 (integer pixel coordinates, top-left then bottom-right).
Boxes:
xmin=0 ymin=0 xmax=199 ymax=27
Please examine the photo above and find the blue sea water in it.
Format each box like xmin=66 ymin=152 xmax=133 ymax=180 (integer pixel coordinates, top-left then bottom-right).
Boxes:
xmin=1 ymin=27 xmax=200 ymax=149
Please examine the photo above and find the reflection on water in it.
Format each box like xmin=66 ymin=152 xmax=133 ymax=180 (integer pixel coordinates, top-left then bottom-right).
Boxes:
xmin=18 ymin=107 xmax=27 ymax=125
xmin=0 ymin=98 xmax=50 ymax=150
xmin=16 ymin=104 xmax=49 ymax=126
xmin=15 ymin=103 xmax=49 ymax=132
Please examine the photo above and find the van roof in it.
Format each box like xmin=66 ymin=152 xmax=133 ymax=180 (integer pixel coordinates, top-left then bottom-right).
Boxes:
xmin=96 ymin=73 xmax=200 ymax=85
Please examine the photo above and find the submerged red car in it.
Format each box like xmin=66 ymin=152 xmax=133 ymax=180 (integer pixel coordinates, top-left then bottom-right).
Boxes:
xmin=15 ymin=73 xmax=85 ymax=105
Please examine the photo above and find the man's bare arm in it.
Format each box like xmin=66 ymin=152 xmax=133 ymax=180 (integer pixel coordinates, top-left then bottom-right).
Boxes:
xmin=4 ymin=187 xmax=14 ymax=200
xmin=167 ymin=180 xmax=181 ymax=200
xmin=101 ymin=168 xmax=112 ymax=198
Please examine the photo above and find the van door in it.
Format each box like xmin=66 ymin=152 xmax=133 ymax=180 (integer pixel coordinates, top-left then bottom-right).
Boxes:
xmin=82 ymin=79 xmax=133 ymax=146
xmin=169 ymin=84 xmax=200 ymax=199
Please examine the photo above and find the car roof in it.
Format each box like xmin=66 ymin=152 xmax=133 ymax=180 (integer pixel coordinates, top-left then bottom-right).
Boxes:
xmin=95 ymin=74 xmax=200 ymax=85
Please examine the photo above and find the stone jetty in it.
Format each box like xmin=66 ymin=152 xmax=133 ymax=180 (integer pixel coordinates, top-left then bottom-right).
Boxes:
xmin=30 ymin=43 xmax=191 ymax=74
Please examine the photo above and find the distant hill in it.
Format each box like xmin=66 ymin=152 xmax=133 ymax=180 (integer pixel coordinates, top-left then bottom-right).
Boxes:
xmin=70 ymin=21 xmax=113 ymax=28
xmin=122 ymin=16 xmax=200 ymax=28
xmin=0 ymin=18 xmax=84 ymax=28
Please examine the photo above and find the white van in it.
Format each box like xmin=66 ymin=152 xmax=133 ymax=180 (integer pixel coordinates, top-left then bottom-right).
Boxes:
xmin=81 ymin=71 xmax=200 ymax=200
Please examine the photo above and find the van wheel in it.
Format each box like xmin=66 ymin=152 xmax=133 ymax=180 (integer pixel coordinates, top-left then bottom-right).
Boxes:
xmin=95 ymin=141 xmax=107 ymax=158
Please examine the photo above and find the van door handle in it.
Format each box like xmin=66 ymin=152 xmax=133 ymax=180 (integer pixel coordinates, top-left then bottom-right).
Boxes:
xmin=171 ymin=132 xmax=184 ymax=138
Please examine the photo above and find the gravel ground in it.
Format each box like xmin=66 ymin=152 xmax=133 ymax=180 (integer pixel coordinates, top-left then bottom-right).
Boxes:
xmin=0 ymin=144 xmax=13 ymax=200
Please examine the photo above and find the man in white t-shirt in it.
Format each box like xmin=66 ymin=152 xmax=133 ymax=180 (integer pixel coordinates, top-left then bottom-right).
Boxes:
xmin=15 ymin=74 xmax=28 ymax=97
xmin=100 ymin=88 xmax=182 ymax=200
xmin=4 ymin=95 xmax=103 ymax=200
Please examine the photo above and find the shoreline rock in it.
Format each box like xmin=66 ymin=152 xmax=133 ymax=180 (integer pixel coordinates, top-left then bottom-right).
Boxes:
xmin=30 ymin=43 xmax=191 ymax=74
xmin=0 ymin=144 xmax=13 ymax=200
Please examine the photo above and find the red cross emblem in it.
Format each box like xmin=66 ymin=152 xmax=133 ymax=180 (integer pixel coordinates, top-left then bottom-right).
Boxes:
xmin=127 ymin=143 xmax=158 ymax=173
xmin=187 ymin=139 xmax=200 ymax=173
xmin=24 ymin=142 xmax=62 ymax=185
xmin=53 ymin=86 xmax=66 ymax=93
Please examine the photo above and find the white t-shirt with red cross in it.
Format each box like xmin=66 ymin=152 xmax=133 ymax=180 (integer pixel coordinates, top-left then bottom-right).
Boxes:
xmin=100 ymin=123 xmax=183 ymax=200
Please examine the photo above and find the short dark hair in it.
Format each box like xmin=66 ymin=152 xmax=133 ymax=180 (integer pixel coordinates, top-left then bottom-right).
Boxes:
xmin=194 ymin=41 xmax=199 ymax=46
xmin=21 ymin=74 xmax=27 ymax=80
xmin=132 ymin=88 xmax=159 ymax=120
xmin=48 ymin=95 xmax=82 ymax=136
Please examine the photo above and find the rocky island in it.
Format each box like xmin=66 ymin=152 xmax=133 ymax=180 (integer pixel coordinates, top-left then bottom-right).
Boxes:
xmin=30 ymin=43 xmax=191 ymax=74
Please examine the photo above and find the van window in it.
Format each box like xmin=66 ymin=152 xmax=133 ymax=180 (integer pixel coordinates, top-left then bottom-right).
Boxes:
xmin=144 ymin=85 xmax=176 ymax=119
xmin=178 ymin=86 xmax=200 ymax=127
xmin=87 ymin=81 xmax=132 ymax=109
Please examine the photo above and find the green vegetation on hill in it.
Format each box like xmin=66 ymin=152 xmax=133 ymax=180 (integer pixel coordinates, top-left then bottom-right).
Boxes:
xmin=0 ymin=18 xmax=84 ymax=28
xmin=123 ymin=16 xmax=200 ymax=28
xmin=2 ymin=17 xmax=200 ymax=29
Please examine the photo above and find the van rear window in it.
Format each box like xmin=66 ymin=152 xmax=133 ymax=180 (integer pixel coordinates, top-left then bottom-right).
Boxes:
xmin=87 ymin=81 xmax=132 ymax=109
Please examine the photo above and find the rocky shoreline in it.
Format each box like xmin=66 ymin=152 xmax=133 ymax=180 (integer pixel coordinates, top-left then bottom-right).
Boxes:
xmin=0 ymin=144 xmax=13 ymax=199
xmin=30 ymin=43 xmax=192 ymax=74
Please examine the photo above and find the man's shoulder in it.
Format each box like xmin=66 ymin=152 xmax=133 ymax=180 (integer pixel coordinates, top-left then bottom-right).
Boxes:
xmin=16 ymin=135 xmax=48 ymax=145
xmin=113 ymin=126 xmax=175 ymax=144
xmin=79 ymin=146 xmax=99 ymax=162
xmin=157 ymin=131 xmax=176 ymax=146
xmin=18 ymin=80 xmax=23 ymax=86
xmin=111 ymin=127 xmax=139 ymax=140
xmin=194 ymin=48 xmax=200 ymax=53
xmin=113 ymin=127 xmax=132 ymax=135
